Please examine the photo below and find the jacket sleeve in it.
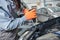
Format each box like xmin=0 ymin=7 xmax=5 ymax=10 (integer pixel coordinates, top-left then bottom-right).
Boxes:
xmin=7 ymin=16 xmax=26 ymax=30
xmin=0 ymin=9 xmax=26 ymax=31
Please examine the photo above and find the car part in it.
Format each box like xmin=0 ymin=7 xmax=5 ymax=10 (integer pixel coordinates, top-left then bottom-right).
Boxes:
xmin=36 ymin=33 xmax=59 ymax=40
xmin=18 ymin=17 xmax=60 ymax=40
xmin=37 ymin=8 xmax=54 ymax=22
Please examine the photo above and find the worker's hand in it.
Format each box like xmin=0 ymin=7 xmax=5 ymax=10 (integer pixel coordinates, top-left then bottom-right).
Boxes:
xmin=24 ymin=9 xmax=37 ymax=20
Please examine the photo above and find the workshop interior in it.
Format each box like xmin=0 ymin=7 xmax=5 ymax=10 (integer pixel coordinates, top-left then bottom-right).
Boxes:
xmin=0 ymin=0 xmax=60 ymax=40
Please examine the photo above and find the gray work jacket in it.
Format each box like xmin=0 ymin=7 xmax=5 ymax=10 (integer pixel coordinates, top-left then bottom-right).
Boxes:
xmin=0 ymin=0 xmax=26 ymax=31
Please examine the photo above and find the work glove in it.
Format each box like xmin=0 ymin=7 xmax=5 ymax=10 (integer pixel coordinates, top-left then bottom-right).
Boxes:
xmin=24 ymin=9 xmax=37 ymax=20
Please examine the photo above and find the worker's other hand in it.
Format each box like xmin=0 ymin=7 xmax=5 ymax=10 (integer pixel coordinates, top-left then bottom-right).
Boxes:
xmin=24 ymin=9 xmax=37 ymax=20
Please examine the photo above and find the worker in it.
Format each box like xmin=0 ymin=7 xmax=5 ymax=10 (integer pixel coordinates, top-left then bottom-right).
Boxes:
xmin=0 ymin=0 xmax=37 ymax=40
